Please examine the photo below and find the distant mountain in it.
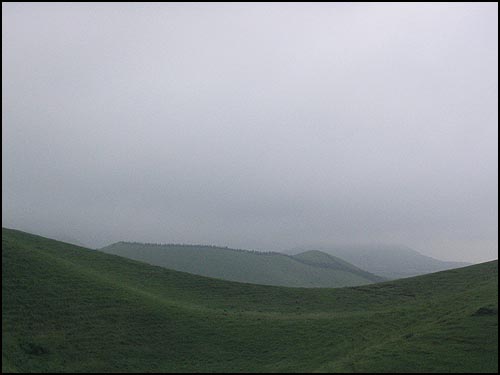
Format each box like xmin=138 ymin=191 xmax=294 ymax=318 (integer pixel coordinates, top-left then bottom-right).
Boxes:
xmin=289 ymin=245 xmax=471 ymax=279
xmin=100 ymin=242 xmax=384 ymax=287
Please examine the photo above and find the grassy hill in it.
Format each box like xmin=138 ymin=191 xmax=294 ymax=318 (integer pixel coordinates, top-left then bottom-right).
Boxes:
xmin=292 ymin=250 xmax=384 ymax=282
xmin=3 ymin=228 xmax=498 ymax=373
xmin=100 ymin=242 xmax=384 ymax=288
xmin=291 ymin=245 xmax=472 ymax=279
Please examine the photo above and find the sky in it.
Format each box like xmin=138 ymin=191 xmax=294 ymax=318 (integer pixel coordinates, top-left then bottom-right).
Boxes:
xmin=2 ymin=2 xmax=498 ymax=263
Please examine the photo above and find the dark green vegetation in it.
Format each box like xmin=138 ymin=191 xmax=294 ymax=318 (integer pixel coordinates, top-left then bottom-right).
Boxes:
xmin=100 ymin=242 xmax=384 ymax=288
xmin=3 ymin=228 xmax=498 ymax=373
xmin=291 ymin=245 xmax=471 ymax=279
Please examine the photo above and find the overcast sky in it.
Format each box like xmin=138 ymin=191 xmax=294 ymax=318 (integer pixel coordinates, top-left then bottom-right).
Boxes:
xmin=2 ymin=3 xmax=498 ymax=262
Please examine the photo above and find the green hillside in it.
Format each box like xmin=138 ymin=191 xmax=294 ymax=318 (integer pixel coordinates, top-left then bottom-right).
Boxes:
xmin=100 ymin=242 xmax=383 ymax=288
xmin=292 ymin=250 xmax=384 ymax=282
xmin=3 ymin=228 xmax=498 ymax=373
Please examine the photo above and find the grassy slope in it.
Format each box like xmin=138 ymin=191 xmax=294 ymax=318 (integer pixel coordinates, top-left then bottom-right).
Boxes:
xmin=292 ymin=250 xmax=384 ymax=283
xmin=2 ymin=228 xmax=498 ymax=373
xmin=100 ymin=242 xmax=383 ymax=288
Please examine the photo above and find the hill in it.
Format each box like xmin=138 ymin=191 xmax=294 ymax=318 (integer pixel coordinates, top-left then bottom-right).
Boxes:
xmin=290 ymin=245 xmax=471 ymax=279
xmin=2 ymin=228 xmax=498 ymax=373
xmin=100 ymin=242 xmax=384 ymax=288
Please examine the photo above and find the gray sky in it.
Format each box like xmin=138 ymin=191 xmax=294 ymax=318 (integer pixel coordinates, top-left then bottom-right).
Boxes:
xmin=2 ymin=3 xmax=498 ymax=263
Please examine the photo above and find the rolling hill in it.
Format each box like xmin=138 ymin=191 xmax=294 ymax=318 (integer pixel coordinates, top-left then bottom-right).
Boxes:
xmin=290 ymin=245 xmax=472 ymax=279
xmin=100 ymin=242 xmax=384 ymax=288
xmin=2 ymin=228 xmax=498 ymax=373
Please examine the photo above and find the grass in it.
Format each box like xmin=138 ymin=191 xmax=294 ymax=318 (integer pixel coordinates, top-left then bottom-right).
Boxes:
xmin=100 ymin=242 xmax=384 ymax=288
xmin=2 ymin=227 xmax=498 ymax=372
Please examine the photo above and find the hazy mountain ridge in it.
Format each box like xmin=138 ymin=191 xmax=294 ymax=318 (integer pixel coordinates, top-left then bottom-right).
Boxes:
xmin=289 ymin=245 xmax=472 ymax=279
xmin=100 ymin=241 xmax=383 ymax=288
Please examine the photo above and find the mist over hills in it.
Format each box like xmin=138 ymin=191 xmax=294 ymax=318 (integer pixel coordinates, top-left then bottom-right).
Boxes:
xmin=100 ymin=242 xmax=384 ymax=288
xmin=2 ymin=4 xmax=497 ymax=373
xmin=288 ymin=245 xmax=471 ymax=279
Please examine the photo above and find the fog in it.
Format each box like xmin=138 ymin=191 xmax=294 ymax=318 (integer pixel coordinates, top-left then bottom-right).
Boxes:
xmin=2 ymin=3 xmax=498 ymax=263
